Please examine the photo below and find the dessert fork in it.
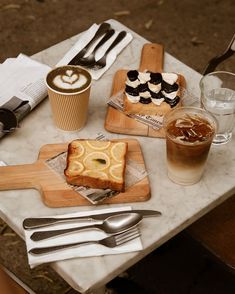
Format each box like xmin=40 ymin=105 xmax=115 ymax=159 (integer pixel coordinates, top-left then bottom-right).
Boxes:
xmin=29 ymin=227 xmax=140 ymax=255
xmin=89 ymin=30 xmax=127 ymax=70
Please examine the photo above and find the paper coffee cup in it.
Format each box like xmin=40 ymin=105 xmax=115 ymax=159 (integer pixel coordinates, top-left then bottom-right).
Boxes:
xmin=46 ymin=65 xmax=92 ymax=131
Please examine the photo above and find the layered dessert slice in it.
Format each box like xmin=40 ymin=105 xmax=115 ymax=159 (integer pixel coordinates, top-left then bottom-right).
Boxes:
xmin=124 ymin=70 xmax=182 ymax=116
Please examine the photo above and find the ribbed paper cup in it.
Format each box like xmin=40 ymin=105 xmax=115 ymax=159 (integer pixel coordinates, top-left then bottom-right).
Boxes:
xmin=46 ymin=66 xmax=91 ymax=131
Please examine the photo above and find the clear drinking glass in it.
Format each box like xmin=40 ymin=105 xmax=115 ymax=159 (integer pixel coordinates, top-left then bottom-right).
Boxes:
xmin=200 ymin=71 xmax=235 ymax=145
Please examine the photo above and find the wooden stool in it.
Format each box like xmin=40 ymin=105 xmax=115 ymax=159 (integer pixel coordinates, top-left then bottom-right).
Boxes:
xmin=186 ymin=194 xmax=235 ymax=273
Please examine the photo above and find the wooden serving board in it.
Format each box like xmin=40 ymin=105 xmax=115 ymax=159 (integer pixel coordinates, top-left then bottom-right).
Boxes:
xmin=105 ymin=43 xmax=186 ymax=138
xmin=0 ymin=139 xmax=150 ymax=208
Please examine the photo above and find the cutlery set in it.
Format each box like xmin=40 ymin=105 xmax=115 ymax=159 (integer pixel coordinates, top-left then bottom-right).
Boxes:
xmin=68 ymin=22 xmax=127 ymax=70
xmin=25 ymin=209 xmax=161 ymax=255
xmin=30 ymin=213 xmax=143 ymax=241
xmin=23 ymin=209 xmax=161 ymax=229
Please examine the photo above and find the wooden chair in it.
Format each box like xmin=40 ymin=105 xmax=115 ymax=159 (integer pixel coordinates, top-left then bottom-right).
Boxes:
xmin=186 ymin=194 xmax=235 ymax=273
xmin=186 ymin=33 xmax=235 ymax=274
xmin=0 ymin=266 xmax=29 ymax=294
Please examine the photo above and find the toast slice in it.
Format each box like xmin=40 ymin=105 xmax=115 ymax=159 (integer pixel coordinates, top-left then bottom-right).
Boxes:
xmin=124 ymin=70 xmax=182 ymax=116
xmin=64 ymin=139 xmax=128 ymax=192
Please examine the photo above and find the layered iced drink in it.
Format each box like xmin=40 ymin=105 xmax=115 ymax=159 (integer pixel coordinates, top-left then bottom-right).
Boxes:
xmin=164 ymin=107 xmax=217 ymax=185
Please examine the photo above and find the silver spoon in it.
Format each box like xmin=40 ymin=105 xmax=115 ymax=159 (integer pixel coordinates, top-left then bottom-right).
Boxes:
xmin=30 ymin=213 xmax=142 ymax=242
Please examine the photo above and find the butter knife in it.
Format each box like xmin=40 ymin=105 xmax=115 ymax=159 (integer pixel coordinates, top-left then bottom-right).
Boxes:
xmin=23 ymin=209 xmax=161 ymax=230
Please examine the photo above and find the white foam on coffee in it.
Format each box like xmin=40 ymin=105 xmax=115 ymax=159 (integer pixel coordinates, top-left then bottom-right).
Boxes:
xmin=53 ymin=71 xmax=88 ymax=90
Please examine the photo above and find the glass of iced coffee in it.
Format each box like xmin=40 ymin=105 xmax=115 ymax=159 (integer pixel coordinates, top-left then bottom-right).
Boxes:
xmin=163 ymin=107 xmax=217 ymax=185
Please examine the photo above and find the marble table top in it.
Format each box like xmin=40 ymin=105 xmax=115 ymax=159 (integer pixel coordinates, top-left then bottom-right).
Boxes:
xmin=0 ymin=19 xmax=235 ymax=293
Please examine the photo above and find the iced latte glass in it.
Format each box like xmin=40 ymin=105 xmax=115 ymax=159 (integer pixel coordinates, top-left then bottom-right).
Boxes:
xmin=163 ymin=107 xmax=217 ymax=185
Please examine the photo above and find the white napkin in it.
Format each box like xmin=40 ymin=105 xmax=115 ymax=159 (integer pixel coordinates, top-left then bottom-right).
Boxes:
xmin=24 ymin=206 xmax=142 ymax=268
xmin=57 ymin=23 xmax=133 ymax=80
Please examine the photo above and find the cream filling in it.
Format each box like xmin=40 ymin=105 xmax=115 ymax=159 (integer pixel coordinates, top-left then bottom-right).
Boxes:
xmin=126 ymin=79 xmax=140 ymax=88
xmin=138 ymin=72 xmax=151 ymax=84
xmin=162 ymin=90 xmax=178 ymax=100
xmin=126 ymin=93 xmax=140 ymax=103
xmin=151 ymin=98 xmax=165 ymax=105
xmin=139 ymin=91 xmax=151 ymax=98
xmin=148 ymin=82 xmax=161 ymax=93
xmin=162 ymin=73 xmax=178 ymax=85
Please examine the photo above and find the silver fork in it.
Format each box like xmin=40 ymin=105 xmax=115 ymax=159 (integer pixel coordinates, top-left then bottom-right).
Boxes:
xmin=89 ymin=30 xmax=127 ymax=70
xmin=68 ymin=22 xmax=111 ymax=65
xmin=29 ymin=227 xmax=140 ymax=255
xmin=77 ymin=29 xmax=115 ymax=66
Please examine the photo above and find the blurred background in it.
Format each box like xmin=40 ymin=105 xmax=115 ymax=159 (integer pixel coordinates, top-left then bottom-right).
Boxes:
xmin=0 ymin=0 xmax=234 ymax=293
xmin=0 ymin=0 xmax=235 ymax=72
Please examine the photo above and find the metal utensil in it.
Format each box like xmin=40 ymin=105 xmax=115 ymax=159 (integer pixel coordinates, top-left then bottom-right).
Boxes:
xmin=89 ymin=30 xmax=127 ymax=70
xmin=203 ymin=33 xmax=235 ymax=75
xmin=29 ymin=227 xmax=140 ymax=255
xmin=30 ymin=213 xmax=142 ymax=241
xmin=23 ymin=209 xmax=161 ymax=230
xmin=77 ymin=29 xmax=115 ymax=66
xmin=68 ymin=22 xmax=111 ymax=65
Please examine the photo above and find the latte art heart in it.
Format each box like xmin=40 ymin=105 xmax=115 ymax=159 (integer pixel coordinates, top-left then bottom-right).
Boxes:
xmin=66 ymin=69 xmax=73 ymax=76
xmin=47 ymin=65 xmax=91 ymax=93
xmin=61 ymin=73 xmax=79 ymax=85
xmin=53 ymin=71 xmax=88 ymax=90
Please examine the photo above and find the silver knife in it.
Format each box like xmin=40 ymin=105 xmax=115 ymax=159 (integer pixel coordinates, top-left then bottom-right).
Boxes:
xmin=23 ymin=210 xmax=161 ymax=230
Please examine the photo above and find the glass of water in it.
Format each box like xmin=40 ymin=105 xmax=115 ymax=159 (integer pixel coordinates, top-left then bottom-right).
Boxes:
xmin=200 ymin=71 xmax=235 ymax=145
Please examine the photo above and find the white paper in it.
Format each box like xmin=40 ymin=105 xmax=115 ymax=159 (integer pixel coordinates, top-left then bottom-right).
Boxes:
xmin=0 ymin=54 xmax=51 ymax=109
xmin=24 ymin=206 xmax=142 ymax=268
xmin=57 ymin=22 xmax=133 ymax=80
